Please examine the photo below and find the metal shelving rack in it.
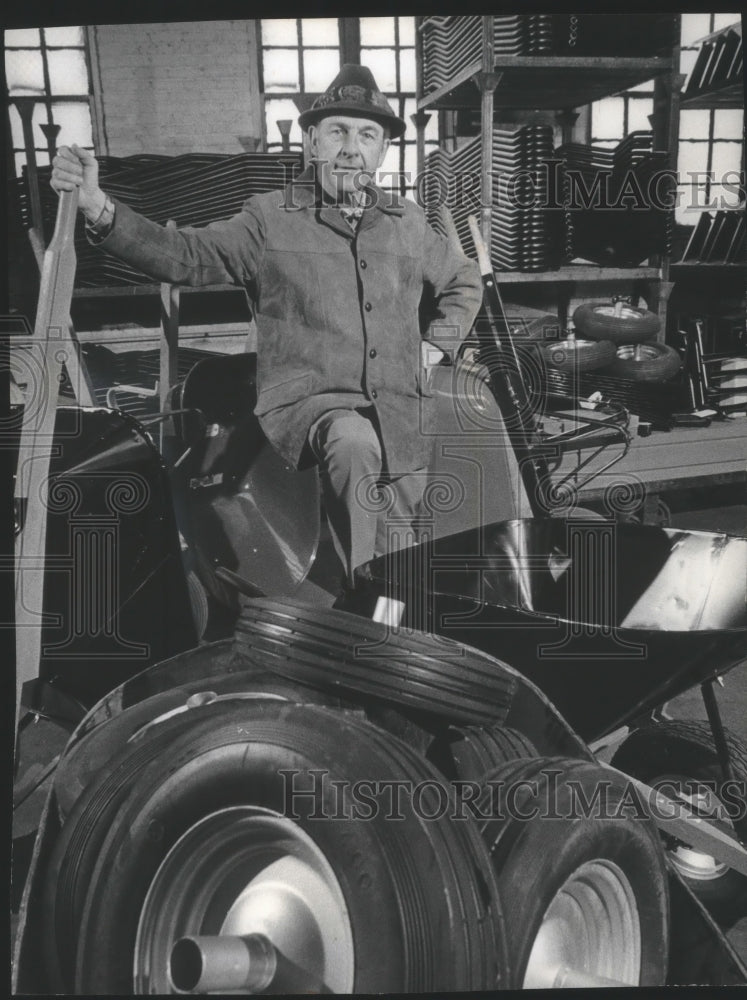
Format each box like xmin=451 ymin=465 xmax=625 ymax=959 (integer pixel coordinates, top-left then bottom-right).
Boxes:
xmin=414 ymin=15 xmax=685 ymax=332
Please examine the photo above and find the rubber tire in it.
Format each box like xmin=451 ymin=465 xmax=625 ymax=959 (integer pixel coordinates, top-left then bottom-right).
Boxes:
xmin=478 ymin=756 xmax=669 ymax=987
xmin=233 ymin=597 xmax=519 ymax=727
xmin=46 ymin=698 xmax=323 ymax=991
xmin=185 ymin=568 xmax=209 ymax=639
xmin=610 ymin=720 xmax=747 ymax=928
xmin=541 ymin=338 xmax=617 ymax=373
xmin=603 ymin=342 xmax=682 ymax=383
xmin=573 ymin=302 xmax=661 ymax=344
xmin=68 ymin=702 xmax=508 ymax=994
xmin=428 ymin=725 xmax=537 ymax=781
xmin=52 ymin=667 xmax=346 ymax=822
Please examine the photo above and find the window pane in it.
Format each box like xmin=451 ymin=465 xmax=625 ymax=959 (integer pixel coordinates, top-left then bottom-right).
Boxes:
xmin=5 ymin=48 xmax=45 ymax=95
xmin=54 ymin=101 xmax=93 ymax=148
xmin=360 ymin=48 xmax=397 ymax=92
xmin=8 ymin=104 xmax=24 ymax=147
xmin=15 ymin=152 xmax=28 ymax=175
xmin=399 ymin=47 xmax=416 ymax=92
xmin=711 ymin=141 xmax=743 ymax=180
xmin=398 ymin=17 xmax=415 ymax=47
xmin=679 ymin=48 xmax=699 ymax=80
xmin=11 ymin=104 xmax=50 ymax=152
xmin=714 ymin=108 xmax=744 ymax=138
xmin=303 ymin=49 xmax=339 ymax=93
xmin=404 ymin=143 xmax=417 ymax=182
xmin=263 ymin=48 xmax=300 ymax=92
xmin=712 ymin=13 xmax=740 ymax=31
xmin=678 ymin=141 xmax=710 ymax=178
xmin=48 ymin=49 xmax=89 ymax=95
xmin=44 ymin=26 xmax=85 ymax=46
xmin=300 ymin=18 xmax=339 ymax=46
xmin=675 ymin=195 xmax=709 ymax=225
xmin=377 ymin=142 xmax=400 ymax=185
xmin=5 ymin=28 xmax=40 ymax=46
xmin=265 ymin=97 xmax=302 ymax=147
xmin=360 ymin=17 xmax=395 ymax=46
xmin=627 ymin=98 xmax=653 ymax=133
xmin=591 ymin=97 xmax=624 ymax=140
xmin=680 ymin=13 xmax=712 ymax=47
xmin=403 ymin=97 xmax=416 ymax=125
xmin=679 ymin=108 xmax=711 ymax=140
xmin=261 ymin=19 xmax=298 ymax=46
xmin=424 ymin=112 xmax=439 ymax=142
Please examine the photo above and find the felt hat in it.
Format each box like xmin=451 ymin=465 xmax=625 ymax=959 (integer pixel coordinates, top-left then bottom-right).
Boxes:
xmin=298 ymin=63 xmax=406 ymax=138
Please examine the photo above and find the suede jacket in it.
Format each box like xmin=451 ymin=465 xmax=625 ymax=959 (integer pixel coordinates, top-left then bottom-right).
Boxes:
xmin=97 ymin=167 xmax=483 ymax=473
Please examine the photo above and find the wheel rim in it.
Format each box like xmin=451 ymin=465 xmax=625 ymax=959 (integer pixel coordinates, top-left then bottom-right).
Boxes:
xmin=594 ymin=305 xmax=644 ymax=322
xmin=654 ymin=774 xmax=731 ymax=882
xmin=523 ymin=859 xmax=641 ymax=988
xmin=615 ymin=344 xmax=661 ymax=362
xmin=552 ymin=338 xmax=598 ymax=355
xmin=134 ymin=806 xmax=355 ymax=993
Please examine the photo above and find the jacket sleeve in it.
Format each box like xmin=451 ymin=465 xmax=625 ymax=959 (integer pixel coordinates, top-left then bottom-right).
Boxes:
xmin=420 ymin=220 xmax=483 ymax=361
xmin=94 ymin=196 xmax=266 ymax=287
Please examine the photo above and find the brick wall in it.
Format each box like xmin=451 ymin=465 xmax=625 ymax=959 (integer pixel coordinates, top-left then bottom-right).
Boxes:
xmin=91 ymin=20 xmax=262 ymax=156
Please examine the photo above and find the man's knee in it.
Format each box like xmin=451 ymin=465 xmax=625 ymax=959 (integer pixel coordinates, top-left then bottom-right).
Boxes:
xmin=315 ymin=411 xmax=381 ymax=466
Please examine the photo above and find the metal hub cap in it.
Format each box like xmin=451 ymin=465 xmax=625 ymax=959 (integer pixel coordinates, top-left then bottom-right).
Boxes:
xmin=615 ymin=343 xmax=660 ymax=362
xmin=523 ymin=859 xmax=641 ymax=988
xmin=595 ymin=305 xmax=643 ymax=321
xmin=656 ymin=775 xmax=731 ymax=881
xmin=134 ymin=806 xmax=355 ymax=993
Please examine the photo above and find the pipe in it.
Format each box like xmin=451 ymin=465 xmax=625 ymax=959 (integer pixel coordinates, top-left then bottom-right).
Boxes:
xmin=169 ymin=933 xmax=331 ymax=994
xmin=170 ymin=933 xmax=276 ymax=993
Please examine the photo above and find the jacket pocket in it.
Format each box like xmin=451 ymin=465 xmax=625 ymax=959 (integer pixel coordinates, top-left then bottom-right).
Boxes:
xmin=255 ymin=371 xmax=313 ymax=415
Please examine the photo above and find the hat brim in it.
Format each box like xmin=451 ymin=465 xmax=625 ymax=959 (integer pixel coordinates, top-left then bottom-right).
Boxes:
xmin=299 ymin=105 xmax=407 ymax=139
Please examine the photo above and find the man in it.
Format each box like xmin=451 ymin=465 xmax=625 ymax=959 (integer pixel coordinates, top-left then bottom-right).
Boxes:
xmin=51 ymin=64 xmax=482 ymax=586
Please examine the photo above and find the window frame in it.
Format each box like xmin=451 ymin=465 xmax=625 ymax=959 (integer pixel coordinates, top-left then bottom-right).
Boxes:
xmin=6 ymin=26 xmax=96 ymax=176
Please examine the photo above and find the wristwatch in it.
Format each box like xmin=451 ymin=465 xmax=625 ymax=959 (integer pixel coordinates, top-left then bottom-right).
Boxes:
xmin=85 ymin=194 xmax=116 ymax=237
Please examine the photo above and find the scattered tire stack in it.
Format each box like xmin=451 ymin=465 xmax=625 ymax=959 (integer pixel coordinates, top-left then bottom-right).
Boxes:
xmin=539 ymin=298 xmax=682 ymax=384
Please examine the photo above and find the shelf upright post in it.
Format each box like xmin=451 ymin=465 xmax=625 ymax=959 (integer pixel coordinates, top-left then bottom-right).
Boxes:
xmin=475 ymin=16 xmax=501 ymax=253
xmin=159 ymin=220 xmax=180 ymax=445
xmin=648 ymin=21 xmax=685 ymax=340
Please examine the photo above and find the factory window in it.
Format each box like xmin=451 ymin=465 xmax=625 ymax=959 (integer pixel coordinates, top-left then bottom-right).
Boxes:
xmin=259 ymin=16 xmax=437 ymax=196
xmin=589 ymin=13 xmax=743 ymax=224
xmin=677 ymin=12 xmax=744 ymax=224
xmin=5 ymin=26 xmax=94 ymax=178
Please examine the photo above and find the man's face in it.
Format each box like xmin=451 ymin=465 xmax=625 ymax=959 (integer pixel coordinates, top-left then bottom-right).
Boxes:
xmin=308 ymin=115 xmax=390 ymax=203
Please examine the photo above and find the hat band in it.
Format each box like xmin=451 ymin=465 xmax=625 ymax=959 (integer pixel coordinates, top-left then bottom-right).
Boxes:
xmin=312 ymin=83 xmax=394 ymax=115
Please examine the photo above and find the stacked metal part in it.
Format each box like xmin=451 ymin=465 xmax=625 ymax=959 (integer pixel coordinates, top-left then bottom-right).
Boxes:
xmin=680 ymin=210 xmax=746 ymax=264
xmin=683 ymin=22 xmax=742 ymax=104
xmin=420 ymin=15 xmax=678 ymax=93
xmin=541 ymin=368 xmax=691 ymax=430
xmin=491 ymin=123 xmax=561 ymax=271
xmin=421 ymin=15 xmax=558 ymax=93
xmin=420 ymin=16 xmax=483 ymax=94
xmin=18 ymin=152 xmax=302 ymax=286
xmin=556 ymin=132 xmax=671 ymax=266
xmin=424 ymin=125 xmax=562 ymax=272
xmin=422 ymin=137 xmax=482 ymax=250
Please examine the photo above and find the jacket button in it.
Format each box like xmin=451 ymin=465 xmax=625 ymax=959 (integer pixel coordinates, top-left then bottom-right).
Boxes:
xmin=371 ymin=389 xmax=378 ymax=399
xmin=360 ymin=259 xmax=367 ymax=269
xmin=369 ymin=348 xmax=377 ymax=358
xmin=364 ymin=301 xmax=372 ymax=312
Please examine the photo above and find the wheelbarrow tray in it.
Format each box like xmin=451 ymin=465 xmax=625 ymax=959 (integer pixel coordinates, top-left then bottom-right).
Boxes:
xmin=341 ymin=518 xmax=747 ymax=742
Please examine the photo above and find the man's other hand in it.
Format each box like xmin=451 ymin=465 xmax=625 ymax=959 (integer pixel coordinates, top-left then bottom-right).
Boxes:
xmin=51 ymin=144 xmax=105 ymax=222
